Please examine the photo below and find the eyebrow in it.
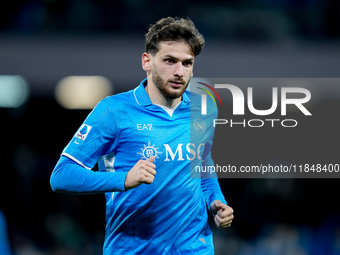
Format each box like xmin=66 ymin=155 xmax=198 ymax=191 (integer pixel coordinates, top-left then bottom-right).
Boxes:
xmin=163 ymin=54 xmax=194 ymax=62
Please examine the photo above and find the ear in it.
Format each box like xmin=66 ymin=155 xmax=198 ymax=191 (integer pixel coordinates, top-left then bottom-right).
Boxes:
xmin=142 ymin=52 xmax=152 ymax=72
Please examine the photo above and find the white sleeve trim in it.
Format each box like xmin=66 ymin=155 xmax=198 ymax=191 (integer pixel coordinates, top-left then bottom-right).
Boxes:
xmin=62 ymin=153 xmax=92 ymax=170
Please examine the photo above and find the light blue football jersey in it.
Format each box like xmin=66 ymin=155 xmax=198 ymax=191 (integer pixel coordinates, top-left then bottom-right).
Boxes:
xmin=60 ymin=78 xmax=227 ymax=254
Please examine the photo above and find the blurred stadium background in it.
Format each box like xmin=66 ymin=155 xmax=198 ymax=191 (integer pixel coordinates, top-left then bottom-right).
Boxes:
xmin=1 ymin=0 xmax=340 ymax=254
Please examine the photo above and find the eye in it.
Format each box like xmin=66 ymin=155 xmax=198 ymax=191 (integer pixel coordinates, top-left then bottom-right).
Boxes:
xmin=165 ymin=58 xmax=175 ymax=64
xmin=183 ymin=61 xmax=193 ymax=67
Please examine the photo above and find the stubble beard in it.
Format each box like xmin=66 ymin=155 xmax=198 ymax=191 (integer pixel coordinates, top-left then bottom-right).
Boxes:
xmin=151 ymin=66 xmax=189 ymax=100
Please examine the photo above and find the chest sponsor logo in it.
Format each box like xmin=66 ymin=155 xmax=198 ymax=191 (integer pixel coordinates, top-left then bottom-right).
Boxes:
xmin=137 ymin=141 xmax=162 ymax=161
xmin=138 ymin=142 xmax=205 ymax=162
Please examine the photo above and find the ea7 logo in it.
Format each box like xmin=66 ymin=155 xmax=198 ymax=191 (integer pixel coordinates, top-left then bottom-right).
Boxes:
xmin=137 ymin=124 xmax=152 ymax=130
xmin=201 ymin=84 xmax=312 ymax=116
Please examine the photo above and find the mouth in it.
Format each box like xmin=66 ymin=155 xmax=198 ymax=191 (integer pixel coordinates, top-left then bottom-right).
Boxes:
xmin=169 ymin=80 xmax=184 ymax=88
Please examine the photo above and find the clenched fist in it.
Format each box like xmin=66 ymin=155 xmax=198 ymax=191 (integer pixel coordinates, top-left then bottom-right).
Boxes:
xmin=125 ymin=156 xmax=156 ymax=190
xmin=210 ymin=200 xmax=234 ymax=229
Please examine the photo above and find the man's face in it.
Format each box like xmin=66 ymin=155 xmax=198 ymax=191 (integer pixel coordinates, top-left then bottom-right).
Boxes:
xmin=149 ymin=41 xmax=195 ymax=100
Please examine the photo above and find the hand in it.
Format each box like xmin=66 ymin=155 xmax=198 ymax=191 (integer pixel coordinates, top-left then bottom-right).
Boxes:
xmin=125 ymin=156 xmax=156 ymax=190
xmin=210 ymin=200 xmax=234 ymax=229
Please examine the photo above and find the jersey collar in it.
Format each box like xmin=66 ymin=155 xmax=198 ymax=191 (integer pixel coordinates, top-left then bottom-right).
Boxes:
xmin=133 ymin=78 xmax=190 ymax=107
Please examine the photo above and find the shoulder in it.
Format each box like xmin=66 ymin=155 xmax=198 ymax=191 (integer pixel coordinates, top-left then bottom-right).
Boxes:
xmin=103 ymin=88 xmax=134 ymax=103
xmin=86 ymin=88 xmax=137 ymax=123
xmin=99 ymin=88 xmax=136 ymax=109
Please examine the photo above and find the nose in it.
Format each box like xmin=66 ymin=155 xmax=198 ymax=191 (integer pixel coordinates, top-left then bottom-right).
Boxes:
xmin=174 ymin=63 xmax=184 ymax=77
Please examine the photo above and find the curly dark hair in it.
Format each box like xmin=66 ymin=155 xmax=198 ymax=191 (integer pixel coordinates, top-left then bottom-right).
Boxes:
xmin=145 ymin=17 xmax=205 ymax=56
